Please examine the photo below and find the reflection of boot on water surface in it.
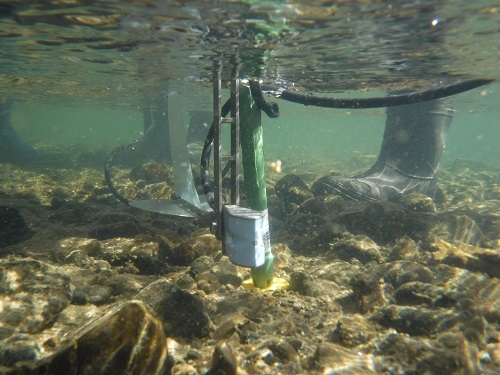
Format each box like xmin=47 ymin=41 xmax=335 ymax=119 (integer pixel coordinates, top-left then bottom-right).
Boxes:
xmin=312 ymin=99 xmax=454 ymax=201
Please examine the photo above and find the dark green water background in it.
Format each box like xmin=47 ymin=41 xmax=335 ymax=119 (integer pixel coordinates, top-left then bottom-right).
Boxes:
xmin=12 ymin=86 xmax=500 ymax=170
xmin=3 ymin=0 xmax=500 ymax=170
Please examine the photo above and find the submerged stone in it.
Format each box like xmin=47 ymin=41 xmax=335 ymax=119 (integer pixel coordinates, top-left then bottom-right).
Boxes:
xmin=275 ymin=174 xmax=314 ymax=206
xmin=96 ymin=238 xmax=164 ymax=275
xmin=328 ymin=314 xmax=378 ymax=348
xmin=314 ymin=342 xmax=376 ymax=373
xmin=211 ymin=341 xmax=238 ymax=375
xmin=136 ymin=279 xmax=212 ymax=339
xmin=0 ymin=258 xmax=72 ymax=338
xmin=330 ymin=234 xmax=382 ymax=264
xmin=88 ymin=213 xmax=141 ymax=240
xmin=396 ymin=192 xmax=436 ymax=213
xmin=168 ymin=231 xmax=221 ymax=266
xmin=0 ymin=206 xmax=33 ymax=247
xmin=41 ymin=301 xmax=167 ymax=375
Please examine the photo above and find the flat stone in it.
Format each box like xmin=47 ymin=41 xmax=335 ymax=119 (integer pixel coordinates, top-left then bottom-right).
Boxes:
xmin=289 ymin=271 xmax=337 ymax=297
xmin=0 ymin=334 xmax=43 ymax=368
xmin=394 ymin=281 xmax=452 ymax=307
xmin=95 ymin=238 xmax=164 ymax=274
xmin=190 ymin=255 xmax=215 ymax=277
xmin=211 ymin=341 xmax=237 ymax=375
xmin=433 ymin=240 xmax=500 ymax=278
xmin=0 ymin=258 xmax=72 ymax=338
xmin=350 ymin=271 xmax=394 ymax=313
xmin=168 ymin=231 xmax=221 ymax=266
xmin=41 ymin=301 xmax=167 ymax=375
xmin=86 ymin=285 xmax=114 ymax=305
xmin=262 ymin=338 xmax=298 ymax=363
xmin=328 ymin=314 xmax=378 ymax=347
xmin=0 ymin=206 xmax=33 ymax=247
xmin=396 ymin=192 xmax=436 ymax=213
xmin=275 ymin=174 xmax=314 ymax=206
xmin=136 ymin=279 xmax=212 ymax=339
xmin=314 ymin=342 xmax=376 ymax=373
xmin=212 ymin=257 xmax=242 ymax=287
xmin=88 ymin=213 xmax=141 ymax=240
xmin=382 ymin=261 xmax=434 ymax=288
xmin=331 ymin=234 xmax=382 ymax=264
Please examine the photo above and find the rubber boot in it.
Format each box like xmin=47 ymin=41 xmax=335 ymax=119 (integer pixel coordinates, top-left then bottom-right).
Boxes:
xmin=311 ymin=99 xmax=454 ymax=201
xmin=0 ymin=100 xmax=39 ymax=163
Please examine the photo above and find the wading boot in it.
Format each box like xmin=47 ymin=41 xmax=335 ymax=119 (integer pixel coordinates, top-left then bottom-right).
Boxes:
xmin=0 ymin=100 xmax=74 ymax=167
xmin=0 ymin=100 xmax=39 ymax=163
xmin=311 ymin=99 xmax=454 ymax=201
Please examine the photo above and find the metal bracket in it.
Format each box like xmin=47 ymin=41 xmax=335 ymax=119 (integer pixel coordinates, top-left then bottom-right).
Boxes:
xmin=212 ymin=56 xmax=241 ymax=240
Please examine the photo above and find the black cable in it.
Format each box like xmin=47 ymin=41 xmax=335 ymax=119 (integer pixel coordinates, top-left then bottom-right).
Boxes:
xmin=261 ymin=79 xmax=493 ymax=109
xmin=249 ymin=80 xmax=280 ymax=118
xmin=104 ymin=141 xmax=140 ymax=205
xmin=200 ymin=98 xmax=232 ymax=208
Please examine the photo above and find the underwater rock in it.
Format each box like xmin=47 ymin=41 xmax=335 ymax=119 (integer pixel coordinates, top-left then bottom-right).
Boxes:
xmin=190 ymin=255 xmax=216 ymax=277
xmin=285 ymin=213 xmax=338 ymax=254
xmin=339 ymin=201 xmax=430 ymax=243
xmin=175 ymin=273 xmax=196 ymax=290
xmin=48 ymin=199 xmax=93 ymax=226
xmin=394 ymin=281 xmax=453 ymax=307
xmin=0 ymin=334 xmax=43 ymax=368
xmin=52 ymin=237 xmax=100 ymax=268
xmin=211 ymin=341 xmax=238 ymax=375
xmin=431 ymin=264 xmax=500 ymax=324
xmin=267 ymin=195 xmax=287 ymax=220
xmin=196 ymin=271 xmax=221 ymax=294
xmin=327 ymin=314 xmax=378 ymax=348
xmin=314 ymin=342 xmax=376 ymax=373
xmin=86 ymin=285 xmax=114 ymax=305
xmin=275 ymin=174 xmax=314 ymax=206
xmin=168 ymin=230 xmax=221 ymax=266
xmin=374 ymin=332 xmax=480 ymax=375
xmin=212 ymin=256 xmax=243 ymax=287
xmin=330 ymin=234 xmax=382 ymax=264
xmin=130 ymin=161 xmax=173 ymax=184
xmin=395 ymin=192 xmax=436 ymax=213
xmin=103 ymin=273 xmax=157 ymax=299
xmin=288 ymin=271 xmax=341 ymax=298
xmin=389 ymin=235 xmax=421 ymax=262
xmin=371 ymin=305 xmax=450 ymax=336
xmin=426 ymin=214 xmax=483 ymax=249
xmin=349 ymin=272 xmax=394 ymax=313
xmin=382 ymin=261 xmax=434 ymax=288
xmin=71 ymin=287 xmax=89 ymax=305
xmin=430 ymin=239 xmax=500 ymax=278
xmin=88 ymin=212 xmax=141 ymax=240
xmin=136 ymin=279 xmax=212 ymax=339
xmin=0 ymin=205 xmax=33 ymax=247
xmin=260 ymin=338 xmax=299 ymax=363
xmin=372 ymin=300 xmax=486 ymax=343
xmin=209 ymin=290 xmax=264 ymax=321
xmin=38 ymin=301 xmax=167 ymax=375
xmin=212 ymin=318 xmax=236 ymax=341
xmin=312 ymin=259 xmax=365 ymax=291
xmin=0 ymin=258 xmax=72 ymax=338
xmin=94 ymin=238 xmax=164 ymax=275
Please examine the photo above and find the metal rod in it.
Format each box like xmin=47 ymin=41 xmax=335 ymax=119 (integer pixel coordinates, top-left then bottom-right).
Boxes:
xmin=213 ymin=57 xmax=223 ymax=239
xmin=230 ymin=55 xmax=240 ymax=206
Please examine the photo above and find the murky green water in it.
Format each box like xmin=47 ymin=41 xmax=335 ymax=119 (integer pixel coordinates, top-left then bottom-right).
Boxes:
xmin=2 ymin=3 xmax=500 ymax=374
xmin=2 ymin=0 xmax=499 ymax=163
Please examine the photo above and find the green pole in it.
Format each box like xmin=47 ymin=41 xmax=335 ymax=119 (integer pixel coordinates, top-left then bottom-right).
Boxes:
xmin=239 ymin=85 xmax=274 ymax=288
